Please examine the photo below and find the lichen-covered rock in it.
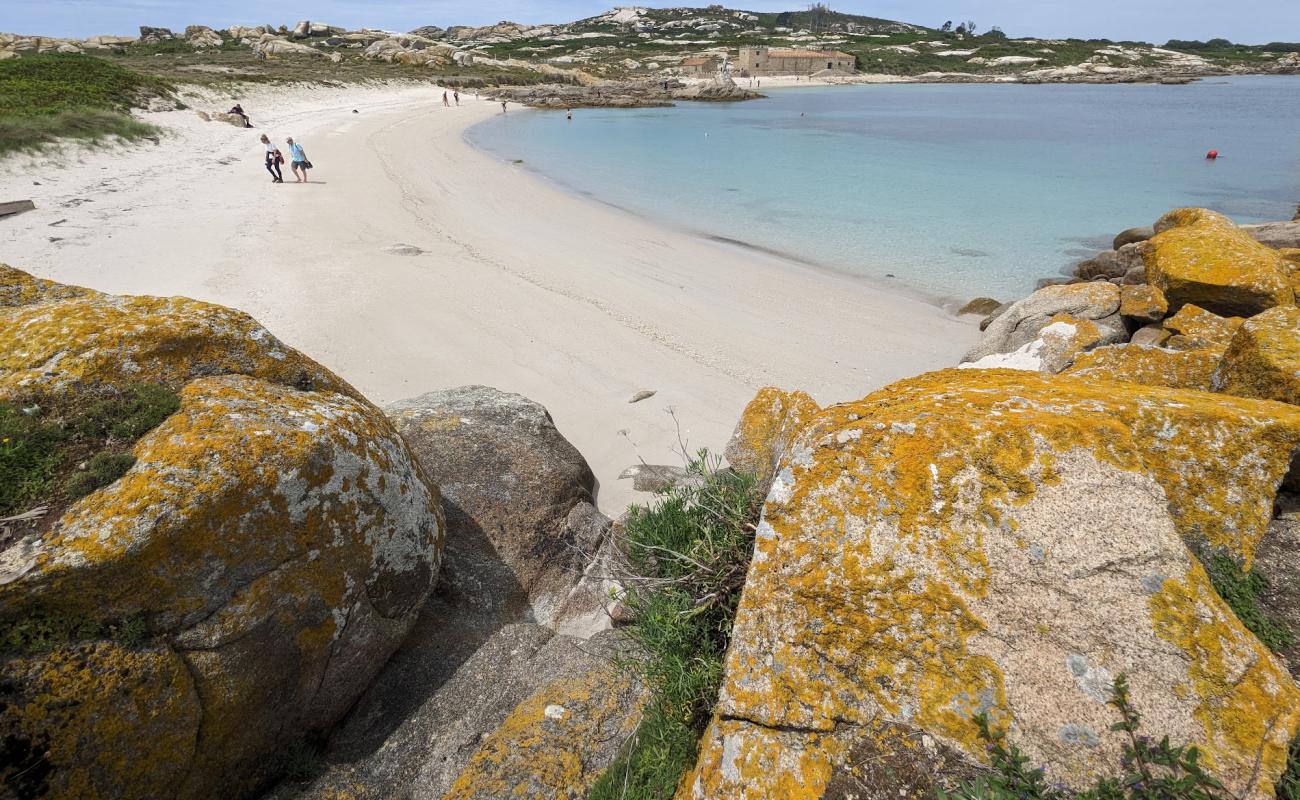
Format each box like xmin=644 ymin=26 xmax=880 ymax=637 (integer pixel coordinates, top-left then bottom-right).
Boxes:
xmin=0 ymin=264 xmax=356 ymax=403
xmin=960 ymin=315 xmax=1113 ymax=374
xmin=1213 ymin=305 xmax=1300 ymax=406
xmin=443 ymin=632 xmax=646 ymax=799
xmin=1143 ymin=208 xmax=1294 ymax=316
xmin=281 ymin=625 xmax=640 ymax=800
xmin=1063 ymin=343 xmax=1225 ymax=391
xmin=1130 ymin=323 xmax=1172 ymax=347
xmin=680 ymin=369 xmax=1300 ymax=800
xmin=1119 ymin=283 xmax=1168 ymax=323
xmin=1162 ymin=303 xmax=1244 ymax=347
xmin=962 ymin=282 xmax=1121 ymax=364
xmin=385 ymin=386 xmax=605 ymax=625
xmin=723 ymin=387 xmax=821 ymax=486
xmin=0 ymin=270 xmax=443 ymax=800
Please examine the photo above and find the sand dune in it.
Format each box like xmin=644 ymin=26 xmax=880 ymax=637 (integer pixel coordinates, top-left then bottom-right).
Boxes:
xmin=0 ymin=82 xmax=976 ymax=512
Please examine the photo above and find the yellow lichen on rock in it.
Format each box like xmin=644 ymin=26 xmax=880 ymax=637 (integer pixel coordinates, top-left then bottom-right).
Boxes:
xmin=1162 ymin=303 xmax=1243 ymax=347
xmin=723 ymin=387 xmax=821 ymax=484
xmin=1142 ymin=208 xmax=1294 ymax=316
xmin=684 ymin=369 xmax=1300 ymax=799
xmin=443 ymin=663 xmax=647 ymax=799
xmin=0 ymin=267 xmax=358 ymax=402
xmin=0 ymin=642 xmax=200 ymax=799
xmin=679 ymin=717 xmax=840 ymax=800
xmin=0 ymin=268 xmax=445 ymax=800
xmin=1213 ymin=305 xmax=1300 ymax=406
xmin=1064 ymin=344 xmax=1225 ymax=391
xmin=1120 ymin=283 xmax=1168 ymax=323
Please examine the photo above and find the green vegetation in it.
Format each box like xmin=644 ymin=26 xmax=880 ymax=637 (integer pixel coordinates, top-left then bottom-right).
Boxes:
xmin=0 ymin=53 xmax=172 ymax=154
xmin=942 ymin=675 xmax=1229 ymax=800
xmin=1280 ymin=735 xmax=1300 ymax=800
xmin=1204 ymin=553 xmax=1294 ymax=653
xmin=0 ymin=383 xmax=179 ymax=519
xmin=0 ymin=609 xmax=149 ymax=654
xmin=589 ymin=453 xmax=762 ymax=800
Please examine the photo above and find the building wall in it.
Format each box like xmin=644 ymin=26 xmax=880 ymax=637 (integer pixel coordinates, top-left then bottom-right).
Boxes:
xmin=738 ymin=47 xmax=855 ymax=75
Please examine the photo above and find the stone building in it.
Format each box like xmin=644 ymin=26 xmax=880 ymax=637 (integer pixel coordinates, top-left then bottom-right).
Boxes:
xmin=737 ymin=46 xmax=856 ymax=75
xmin=680 ymin=54 xmax=720 ymax=76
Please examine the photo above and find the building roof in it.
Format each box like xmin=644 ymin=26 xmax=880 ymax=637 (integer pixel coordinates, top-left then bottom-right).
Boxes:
xmin=766 ymin=48 xmax=853 ymax=60
xmin=681 ymin=55 xmax=717 ymax=66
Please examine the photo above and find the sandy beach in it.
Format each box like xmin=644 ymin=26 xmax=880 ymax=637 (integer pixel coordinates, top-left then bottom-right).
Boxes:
xmin=0 ymin=81 xmax=976 ymax=512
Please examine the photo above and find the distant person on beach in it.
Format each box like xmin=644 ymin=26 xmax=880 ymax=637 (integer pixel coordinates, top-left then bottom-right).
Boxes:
xmin=501 ymin=101 xmax=508 ymax=113
xmin=566 ymin=109 xmax=572 ymax=120
xmin=286 ymin=137 xmax=310 ymax=183
xmin=260 ymin=134 xmax=283 ymax=183
xmin=230 ymin=104 xmax=251 ymax=128
xmin=453 ymin=90 xmax=460 ymax=106
xmin=443 ymin=91 xmax=450 ymax=107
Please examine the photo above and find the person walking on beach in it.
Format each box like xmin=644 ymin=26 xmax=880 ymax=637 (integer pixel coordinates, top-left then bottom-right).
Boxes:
xmin=260 ymin=134 xmax=283 ymax=183
xmin=443 ymin=91 xmax=450 ymax=107
xmin=453 ymin=90 xmax=460 ymax=106
xmin=501 ymin=101 xmax=508 ymax=113
xmin=286 ymin=136 xmax=310 ymax=183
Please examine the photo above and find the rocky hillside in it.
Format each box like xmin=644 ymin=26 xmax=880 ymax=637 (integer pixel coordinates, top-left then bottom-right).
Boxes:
xmin=1 ymin=5 xmax=1296 ymax=94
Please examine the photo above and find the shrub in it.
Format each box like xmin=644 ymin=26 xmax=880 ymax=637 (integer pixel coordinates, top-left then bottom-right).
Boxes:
xmin=589 ymin=452 xmax=763 ymax=800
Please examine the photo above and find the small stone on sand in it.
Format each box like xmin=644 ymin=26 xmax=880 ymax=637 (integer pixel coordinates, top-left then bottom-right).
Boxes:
xmin=628 ymin=390 xmax=656 ymax=403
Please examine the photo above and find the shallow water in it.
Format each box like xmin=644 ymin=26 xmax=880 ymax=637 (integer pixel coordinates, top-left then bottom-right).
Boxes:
xmin=467 ymin=77 xmax=1300 ymax=301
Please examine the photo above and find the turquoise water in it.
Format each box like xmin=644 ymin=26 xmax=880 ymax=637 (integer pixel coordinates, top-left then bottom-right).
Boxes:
xmin=467 ymin=77 xmax=1300 ymax=301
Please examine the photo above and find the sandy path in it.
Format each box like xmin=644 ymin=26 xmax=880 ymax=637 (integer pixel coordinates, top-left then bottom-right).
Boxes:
xmin=0 ymin=82 xmax=976 ymax=512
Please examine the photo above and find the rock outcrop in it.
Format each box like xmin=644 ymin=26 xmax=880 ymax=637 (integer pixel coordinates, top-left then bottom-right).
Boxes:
xmin=680 ymin=370 xmax=1300 ymax=799
xmin=1213 ymin=305 xmax=1300 ymax=406
xmin=723 ymin=387 xmax=820 ymax=486
xmin=1142 ymin=208 xmax=1294 ymax=316
xmin=962 ymin=282 xmax=1124 ymax=367
xmin=1063 ymin=343 xmax=1224 ymax=391
xmin=0 ymin=266 xmax=444 ymax=800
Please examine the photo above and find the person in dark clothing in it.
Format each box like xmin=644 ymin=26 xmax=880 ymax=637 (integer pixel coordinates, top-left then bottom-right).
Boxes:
xmin=230 ymin=104 xmax=252 ymax=128
xmin=260 ymin=134 xmax=283 ymax=183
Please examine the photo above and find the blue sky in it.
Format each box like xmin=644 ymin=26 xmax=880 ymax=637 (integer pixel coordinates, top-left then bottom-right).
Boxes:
xmin=3 ymin=1 xmax=1297 ymax=44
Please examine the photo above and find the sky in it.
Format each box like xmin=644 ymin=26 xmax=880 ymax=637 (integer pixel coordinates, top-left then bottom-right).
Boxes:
xmin=3 ymin=0 xmax=1298 ymax=45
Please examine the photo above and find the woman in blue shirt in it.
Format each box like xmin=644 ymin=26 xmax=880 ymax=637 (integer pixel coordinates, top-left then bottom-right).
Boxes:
xmin=286 ymin=137 xmax=311 ymax=183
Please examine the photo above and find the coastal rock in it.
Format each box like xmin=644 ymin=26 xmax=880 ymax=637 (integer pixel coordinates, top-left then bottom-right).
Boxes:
xmin=1162 ymin=303 xmax=1243 ymax=347
xmin=0 ymin=269 xmax=443 ymax=800
xmin=1212 ymin=305 xmax=1300 ymax=406
xmin=1113 ymin=225 xmax=1156 ymax=249
xmin=979 ymin=302 xmax=1012 ymax=330
xmin=184 ymin=25 xmax=222 ymax=48
xmin=1143 ymin=208 xmax=1294 ymax=316
xmin=253 ymin=34 xmax=327 ymax=58
xmin=619 ymin=463 xmax=692 ymax=493
xmin=628 ymin=389 xmax=656 ymax=403
xmin=0 ymin=264 xmax=355 ymax=402
xmin=384 ymin=386 xmax=603 ymax=625
xmin=1243 ymin=219 xmax=1300 ymax=250
xmin=956 ymin=297 xmax=1003 ymax=317
xmin=1119 ymin=283 xmax=1167 ymax=323
xmin=442 ymin=629 xmax=646 ymax=799
xmin=138 ymin=26 xmax=175 ymax=42
xmin=723 ymin=387 xmax=820 ymax=486
xmin=1063 ymin=343 xmax=1225 ymax=391
xmin=1074 ymin=244 xmax=1143 ymax=281
xmin=962 ymin=282 xmax=1121 ymax=364
xmin=680 ymin=369 xmax=1300 ymax=799
xmin=960 ymin=315 xmax=1115 ymax=374
xmin=296 ymin=626 xmax=640 ymax=800
xmin=1130 ymin=323 xmax=1172 ymax=347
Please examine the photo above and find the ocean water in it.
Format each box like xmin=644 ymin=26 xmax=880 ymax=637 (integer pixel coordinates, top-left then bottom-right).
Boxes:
xmin=467 ymin=77 xmax=1300 ymax=302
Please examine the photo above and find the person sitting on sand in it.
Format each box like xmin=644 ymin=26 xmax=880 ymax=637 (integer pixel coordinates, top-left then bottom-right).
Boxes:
xmin=286 ymin=137 xmax=310 ymax=183
xmin=230 ymin=104 xmax=251 ymax=128
xmin=260 ymin=134 xmax=283 ymax=183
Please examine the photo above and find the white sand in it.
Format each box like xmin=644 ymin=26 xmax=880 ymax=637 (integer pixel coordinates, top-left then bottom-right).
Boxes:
xmin=0 ymin=82 xmax=977 ymax=513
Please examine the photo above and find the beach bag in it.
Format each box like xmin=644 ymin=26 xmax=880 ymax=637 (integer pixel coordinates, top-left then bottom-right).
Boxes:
xmin=303 ymin=160 xmax=313 ymax=170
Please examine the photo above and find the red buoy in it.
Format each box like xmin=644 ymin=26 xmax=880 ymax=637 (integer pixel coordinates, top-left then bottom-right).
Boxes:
xmin=1206 ymin=149 xmax=1219 ymax=159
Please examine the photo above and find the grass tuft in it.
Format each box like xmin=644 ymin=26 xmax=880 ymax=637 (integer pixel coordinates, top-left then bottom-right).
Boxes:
xmin=589 ymin=452 xmax=763 ymax=800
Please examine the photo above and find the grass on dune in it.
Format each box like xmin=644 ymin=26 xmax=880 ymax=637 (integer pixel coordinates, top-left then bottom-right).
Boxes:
xmin=0 ymin=52 xmax=173 ymax=155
